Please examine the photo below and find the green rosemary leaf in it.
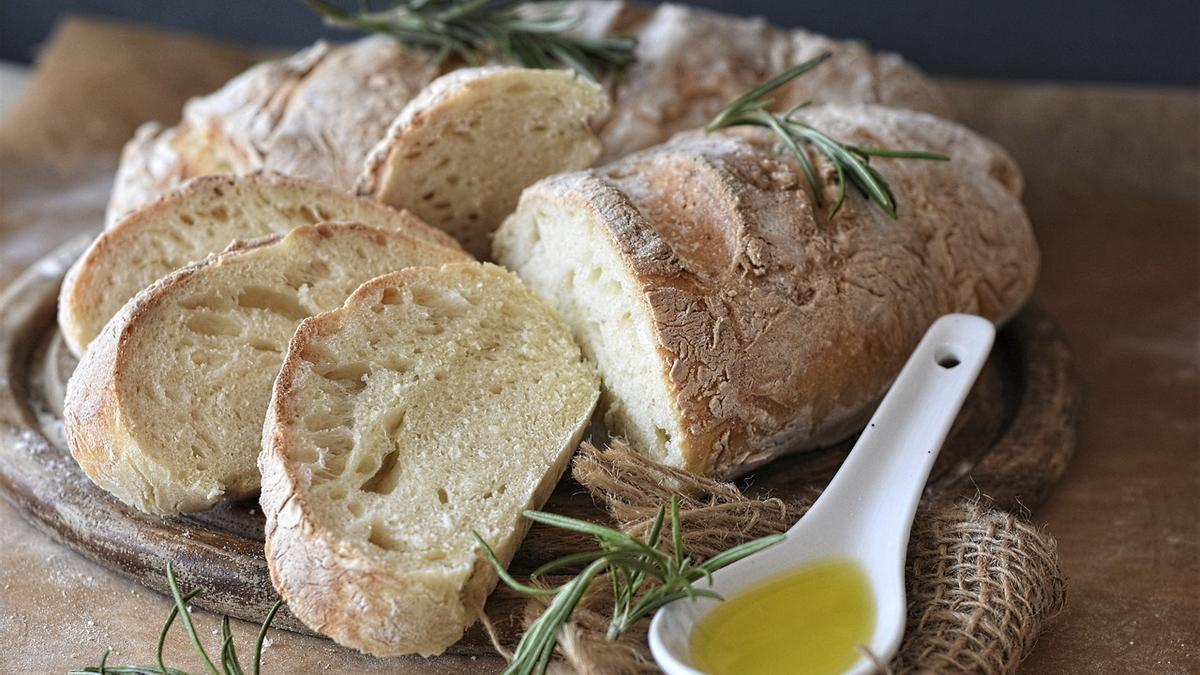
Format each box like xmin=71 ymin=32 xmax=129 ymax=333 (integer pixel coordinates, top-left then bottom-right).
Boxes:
xmin=301 ymin=0 xmax=637 ymax=79
xmin=696 ymin=533 xmax=787 ymax=575
xmin=252 ymin=601 xmax=284 ymax=675
xmin=165 ymin=563 xmax=221 ymax=675
xmin=157 ymin=587 xmax=202 ymax=672
xmin=707 ymin=54 xmax=949 ymax=219
xmin=220 ymin=615 xmax=244 ymax=675
xmin=475 ymin=530 xmax=562 ymax=596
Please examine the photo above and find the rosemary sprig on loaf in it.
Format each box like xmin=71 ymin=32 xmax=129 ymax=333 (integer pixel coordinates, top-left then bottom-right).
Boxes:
xmin=708 ymin=52 xmax=950 ymax=219
xmin=476 ymin=496 xmax=785 ymax=675
xmin=301 ymin=0 xmax=637 ymax=79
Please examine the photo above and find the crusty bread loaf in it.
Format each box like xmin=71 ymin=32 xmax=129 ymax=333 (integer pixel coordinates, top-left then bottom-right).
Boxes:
xmin=259 ymin=263 xmax=598 ymax=656
xmin=61 ymin=172 xmax=462 ymax=357
xmin=494 ymin=104 xmax=1038 ymax=478
xmin=356 ymin=66 xmax=608 ymax=257
xmin=63 ymin=223 xmax=471 ymax=515
xmin=568 ymin=1 xmax=954 ymax=162
xmin=106 ymin=38 xmax=442 ymax=226
xmin=105 ymin=2 xmax=949 ymax=225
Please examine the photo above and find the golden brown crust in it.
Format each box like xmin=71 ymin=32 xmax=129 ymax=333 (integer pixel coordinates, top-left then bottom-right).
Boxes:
xmin=503 ymin=104 xmax=1037 ymax=477
xmin=61 ymin=171 xmax=462 ymax=356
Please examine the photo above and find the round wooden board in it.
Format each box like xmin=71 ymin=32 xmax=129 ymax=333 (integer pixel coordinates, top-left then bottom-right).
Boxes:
xmin=0 ymin=235 xmax=1078 ymax=653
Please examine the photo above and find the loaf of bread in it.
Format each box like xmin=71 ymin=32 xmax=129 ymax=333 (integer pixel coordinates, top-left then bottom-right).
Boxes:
xmin=494 ymin=104 xmax=1038 ymax=478
xmin=60 ymin=171 xmax=460 ymax=356
xmin=106 ymin=38 xmax=440 ymax=226
xmin=260 ymin=263 xmax=598 ymax=656
xmin=356 ymin=66 xmax=608 ymax=257
xmin=105 ymin=2 xmax=950 ymax=230
xmin=569 ymin=1 xmax=954 ymax=162
xmin=63 ymin=223 xmax=471 ymax=515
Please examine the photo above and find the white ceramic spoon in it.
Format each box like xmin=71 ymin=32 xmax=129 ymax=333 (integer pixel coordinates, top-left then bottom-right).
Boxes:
xmin=649 ymin=313 xmax=996 ymax=675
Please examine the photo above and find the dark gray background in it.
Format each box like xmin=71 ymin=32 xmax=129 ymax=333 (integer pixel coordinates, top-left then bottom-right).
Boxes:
xmin=1 ymin=0 xmax=1197 ymax=85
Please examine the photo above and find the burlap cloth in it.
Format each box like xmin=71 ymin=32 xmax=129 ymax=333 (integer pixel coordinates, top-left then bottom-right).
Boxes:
xmin=486 ymin=441 xmax=1066 ymax=674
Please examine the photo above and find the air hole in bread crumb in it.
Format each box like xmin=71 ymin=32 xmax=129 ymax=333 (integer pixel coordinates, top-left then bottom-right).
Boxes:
xmin=320 ymin=362 xmax=370 ymax=394
xmin=313 ymin=430 xmax=353 ymax=460
xmin=488 ymin=383 xmax=503 ymax=395
xmin=209 ymin=205 xmax=229 ymax=221
xmin=237 ymin=286 xmax=309 ymax=321
xmin=294 ymin=446 xmax=319 ymax=464
xmin=347 ymin=500 xmax=364 ymax=517
xmin=424 ymin=550 xmax=447 ymax=562
xmin=249 ymin=338 xmax=280 ymax=353
xmin=380 ymin=287 xmax=404 ymax=305
xmin=381 ymin=408 xmax=406 ymax=436
xmin=185 ymin=312 xmax=241 ymax=337
xmin=179 ymin=213 xmax=195 ymax=226
xmin=436 ymin=487 xmax=449 ymax=504
xmin=368 ymin=521 xmax=403 ymax=551
xmin=361 ymin=450 xmax=401 ymax=494
xmin=304 ymin=411 xmax=346 ymax=433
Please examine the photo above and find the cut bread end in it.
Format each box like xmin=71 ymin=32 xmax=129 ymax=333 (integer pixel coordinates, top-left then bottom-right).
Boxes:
xmin=356 ymin=66 xmax=608 ymax=258
xmin=260 ymin=262 xmax=598 ymax=656
xmin=493 ymin=178 xmax=693 ymax=471
xmin=60 ymin=171 xmax=461 ymax=357
xmin=63 ymin=222 xmax=471 ymax=515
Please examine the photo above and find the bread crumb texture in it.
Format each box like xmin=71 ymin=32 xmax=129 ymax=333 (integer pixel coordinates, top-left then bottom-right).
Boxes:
xmin=63 ymin=223 xmax=469 ymax=515
xmin=260 ymin=262 xmax=598 ymax=656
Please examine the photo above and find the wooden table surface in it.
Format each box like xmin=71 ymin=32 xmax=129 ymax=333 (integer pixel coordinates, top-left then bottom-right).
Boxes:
xmin=1 ymin=17 xmax=1196 ymax=674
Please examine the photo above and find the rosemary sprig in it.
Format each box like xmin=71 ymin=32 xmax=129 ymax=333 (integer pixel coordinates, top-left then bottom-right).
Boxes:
xmin=707 ymin=52 xmax=950 ymax=219
xmin=301 ymin=0 xmax=637 ymax=79
xmin=69 ymin=562 xmax=284 ymax=675
xmin=476 ymin=496 xmax=785 ymax=675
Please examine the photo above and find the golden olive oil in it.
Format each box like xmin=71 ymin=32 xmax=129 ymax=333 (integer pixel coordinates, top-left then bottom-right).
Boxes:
xmin=689 ymin=558 xmax=875 ymax=675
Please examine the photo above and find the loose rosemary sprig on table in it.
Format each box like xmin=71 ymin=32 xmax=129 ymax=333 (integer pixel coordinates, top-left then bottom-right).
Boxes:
xmin=707 ymin=52 xmax=950 ymax=219
xmin=69 ymin=562 xmax=284 ymax=675
xmin=476 ymin=496 xmax=785 ymax=675
xmin=301 ymin=0 xmax=637 ymax=79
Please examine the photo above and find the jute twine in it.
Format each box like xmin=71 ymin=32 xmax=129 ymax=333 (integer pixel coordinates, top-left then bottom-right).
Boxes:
xmin=490 ymin=441 xmax=1066 ymax=674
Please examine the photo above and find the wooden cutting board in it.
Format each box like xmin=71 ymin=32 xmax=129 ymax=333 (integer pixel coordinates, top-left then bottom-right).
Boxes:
xmin=0 ymin=234 xmax=1078 ymax=654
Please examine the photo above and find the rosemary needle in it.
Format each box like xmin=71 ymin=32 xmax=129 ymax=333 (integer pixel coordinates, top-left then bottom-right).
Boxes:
xmin=476 ymin=496 xmax=785 ymax=675
xmin=707 ymin=52 xmax=950 ymax=219
xmin=69 ymin=565 xmax=285 ymax=675
xmin=301 ymin=0 xmax=637 ymax=79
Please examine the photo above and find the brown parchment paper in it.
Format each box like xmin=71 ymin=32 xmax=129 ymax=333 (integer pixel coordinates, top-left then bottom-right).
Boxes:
xmin=0 ymin=15 xmax=1196 ymax=675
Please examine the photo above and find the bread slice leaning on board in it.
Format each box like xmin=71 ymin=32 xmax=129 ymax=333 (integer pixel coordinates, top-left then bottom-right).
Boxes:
xmin=105 ymin=1 xmax=951 ymax=226
xmin=260 ymin=263 xmax=598 ymax=656
xmin=64 ymin=223 xmax=471 ymax=515
xmin=494 ymin=104 xmax=1039 ymax=478
xmin=356 ymin=66 xmax=609 ymax=258
xmin=59 ymin=171 xmax=459 ymax=356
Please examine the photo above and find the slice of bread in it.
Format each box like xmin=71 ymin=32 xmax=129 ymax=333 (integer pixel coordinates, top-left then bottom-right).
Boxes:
xmin=60 ymin=171 xmax=461 ymax=356
xmin=259 ymin=262 xmax=599 ymax=657
xmin=63 ymin=223 xmax=471 ymax=515
xmin=356 ymin=66 xmax=608 ymax=258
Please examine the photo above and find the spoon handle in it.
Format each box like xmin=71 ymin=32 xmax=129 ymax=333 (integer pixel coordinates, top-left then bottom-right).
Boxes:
xmin=795 ymin=314 xmax=995 ymax=558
